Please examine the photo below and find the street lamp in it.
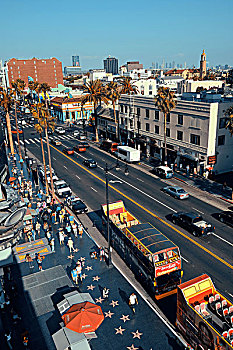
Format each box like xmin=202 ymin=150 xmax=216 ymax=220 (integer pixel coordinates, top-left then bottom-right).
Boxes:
xmin=105 ymin=160 xmax=129 ymax=266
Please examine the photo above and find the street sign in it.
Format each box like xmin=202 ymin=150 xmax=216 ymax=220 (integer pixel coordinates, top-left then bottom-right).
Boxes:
xmin=207 ymin=155 xmax=217 ymax=165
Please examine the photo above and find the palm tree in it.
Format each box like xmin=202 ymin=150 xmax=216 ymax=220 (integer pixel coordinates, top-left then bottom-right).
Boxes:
xmin=0 ymin=88 xmax=15 ymax=155
xmin=119 ymin=77 xmax=138 ymax=95
xmin=28 ymin=81 xmax=39 ymax=102
xmin=225 ymin=106 xmax=233 ymax=135
xmin=106 ymin=82 xmax=122 ymax=141
xmin=154 ymin=87 xmax=176 ymax=164
xmin=31 ymin=102 xmax=56 ymax=197
xmin=40 ymin=83 xmax=51 ymax=109
xmin=81 ymin=80 xmax=109 ymax=142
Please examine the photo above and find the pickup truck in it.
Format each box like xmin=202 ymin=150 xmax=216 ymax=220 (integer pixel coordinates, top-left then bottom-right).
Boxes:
xmin=171 ymin=212 xmax=215 ymax=236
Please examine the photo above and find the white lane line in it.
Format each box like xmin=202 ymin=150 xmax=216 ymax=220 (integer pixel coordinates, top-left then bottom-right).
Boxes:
xmin=137 ymin=177 xmax=144 ymax=182
xmin=192 ymin=207 xmax=204 ymax=214
xmin=15 ymin=141 xmax=18 ymax=145
xmin=64 ymin=165 xmax=67 ymax=169
xmin=91 ymin=187 xmax=97 ymax=192
xmin=29 ymin=138 xmax=35 ymax=144
xmin=20 ymin=140 xmax=24 ymax=145
xmin=75 ymin=175 xmax=80 ymax=179
xmin=228 ymin=292 xmax=233 ymax=298
xmin=25 ymin=140 xmax=30 ymax=144
xmin=181 ymin=256 xmax=189 ymax=263
xmin=53 ymin=157 xmax=56 ymax=161
xmin=34 ymin=138 xmax=40 ymax=142
xmin=211 ymin=232 xmax=233 ymax=247
xmin=89 ymin=152 xmax=93 ymax=155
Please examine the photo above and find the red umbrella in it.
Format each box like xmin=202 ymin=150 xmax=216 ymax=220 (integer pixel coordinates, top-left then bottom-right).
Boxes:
xmin=62 ymin=302 xmax=104 ymax=333
xmin=9 ymin=177 xmax=16 ymax=182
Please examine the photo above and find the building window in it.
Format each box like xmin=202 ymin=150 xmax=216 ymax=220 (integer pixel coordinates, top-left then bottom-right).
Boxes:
xmin=219 ymin=118 xmax=227 ymax=129
xmin=190 ymin=134 xmax=200 ymax=145
xmin=166 ymin=128 xmax=170 ymax=137
xmin=177 ymin=130 xmax=183 ymax=141
xmin=178 ymin=114 xmax=183 ymax=125
xmin=24 ymin=61 xmax=25 ymax=64
xmin=146 ymin=109 xmax=149 ymax=118
xmin=218 ymin=135 xmax=225 ymax=146
xmin=130 ymin=119 xmax=133 ymax=128
xmin=125 ymin=105 xmax=128 ymax=113
xmin=137 ymin=107 xmax=140 ymax=116
xmin=155 ymin=125 xmax=159 ymax=134
xmin=149 ymin=90 xmax=153 ymax=95
xmin=137 ymin=121 xmax=141 ymax=130
xmin=155 ymin=110 xmax=159 ymax=120
xmin=191 ymin=117 xmax=200 ymax=128
xmin=146 ymin=123 xmax=150 ymax=132
xmin=120 ymin=105 xmax=123 ymax=113
xmin=166 ymin=113 xmax=170 ymax=123
xmin=121 ymin=117 xmax=124 ymax=125
xmin=13 ymin=62 xmax=15 ymax=65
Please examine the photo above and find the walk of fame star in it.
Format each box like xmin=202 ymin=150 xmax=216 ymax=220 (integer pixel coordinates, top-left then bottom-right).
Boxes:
xmin=85 ymin=266 xmax=93 ymax=271
xmin=115 ymin=326 xmax=125 ymax=335
xmin=110 ymin=300 xmax=119 ymax=307
xmin=93 ymin=276 xmax=100 ymax=281
xmin=127 ymin=345 xmax=139 ymax=350
xmin=95 ymin=297 xmax=104 ymax=304
xmin=104 ymin=310 xmax=114 ymax=318
xmin=80 ymin=257 xmax=86 ymax=261
xmin=120 ymin=314 xmax=130 ymax=322
xmin=67 ymin=254 xmax=74 ymax=259
xmin=131 ymin=330 xmax=143 ymax=339
xmin=87 ymin=284 xmax=95 ymax=290
xmin=81 ymin=273 xmax=87 ymax=279
xmin=73 ymin=248 xmax=79 ymax=253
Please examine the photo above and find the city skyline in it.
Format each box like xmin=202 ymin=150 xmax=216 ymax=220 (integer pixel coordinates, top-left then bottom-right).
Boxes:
xmin=0 ymin=0 xmax=233 ymax=69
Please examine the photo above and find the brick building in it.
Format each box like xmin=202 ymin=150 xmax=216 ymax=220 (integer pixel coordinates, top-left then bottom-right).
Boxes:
xmin=5 ymin=57 xmax=63 ymax=88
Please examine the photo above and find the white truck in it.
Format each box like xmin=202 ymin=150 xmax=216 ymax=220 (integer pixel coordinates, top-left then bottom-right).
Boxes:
xmin=115 ymin=146 xmax=140 ymax=163
xmin=54 ymin=180 xmax=72 ymax=198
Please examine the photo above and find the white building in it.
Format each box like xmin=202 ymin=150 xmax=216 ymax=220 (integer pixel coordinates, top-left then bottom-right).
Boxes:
xmin=89 ymin=69 xmax=113 ymax=81
xmin=178 ymin=80 xmax=225 ymax=94
xmin=0 ymin=61 xmax=7 ymax=89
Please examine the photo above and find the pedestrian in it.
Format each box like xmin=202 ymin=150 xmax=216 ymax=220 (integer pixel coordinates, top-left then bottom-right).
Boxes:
xmin=51 ymin=211 xmax=56 ymax=224
xmin=72 ymin=222 xmax=78 ymax=237
xmin=59 ymin=229 xmax=65 ymax=245
xmin=128 ymin=292 xmax=138 ymax=313
xmin=27 ymin=231 xmax=32 ymax=242
xmin=71 ymin=268 xmax=78 ymax=284
xmin=186 ymin=164 xmax=190 ymax=176
xmin=31 ymin=228 xmax=36 ymax=241
xmin=67 ymin=237 xmax=75 ymax=253
xmin=69 ymin=214 xmax=74 ymax=225
xmin=66 ymin=222 xmax=72 ymax=235
xmin=25 ymin=254 xmax=34 ymax=269
xmin=46 ymin=230 xmax=51 ymax=242
xmin=78 ymin=224 xmax=83 ymax=238
xmin=102 ymin=287 xmax=109 ymax=299
xmin=99 ymin=247 xmax=105 ymax=262
xmin=35 ymin=221 xmax=41 ymax=237
xmin=50 ymin=238 xmax=55 ymax=252
xmin=10 ymin=308 xmax=21 ymax=324
xmin=36 ymin=253 xmax=45 ymax=271
xmin=59 ymin=213 xmax=64 ymax=224
xmin=76 ymin=261 xmax=83 ymax=282
xmin=4 ymin=330 xmax=13 ymax=350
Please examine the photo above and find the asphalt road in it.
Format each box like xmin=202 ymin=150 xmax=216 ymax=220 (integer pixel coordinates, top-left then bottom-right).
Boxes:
xmin=12 ymin=123 xmax=233 ymax=303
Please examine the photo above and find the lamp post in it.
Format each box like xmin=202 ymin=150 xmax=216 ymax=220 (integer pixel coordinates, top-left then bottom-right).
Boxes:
xmin=105 ymin=160 xmax=129 ymax=266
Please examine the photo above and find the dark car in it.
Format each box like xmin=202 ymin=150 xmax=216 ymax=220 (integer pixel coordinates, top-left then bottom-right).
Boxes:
xmin=83 ymin=159 xmax=97 ymax=168
xmin=63 ymin=148 xmax=74 ymax=155
xmin=171 ymin=212 xmax=215 ymax=236
xmin=67 ymin=197 xmax=88 ymax=214
xmin=73 ymin=144 xmax=86 ymax=153
xmin=80 ymin=141 xmax=90 ymax=148
xmin=218 ymin=211 xmax=233 ymax=227
xmin=51 ymin=139 xmax=62 ymax=146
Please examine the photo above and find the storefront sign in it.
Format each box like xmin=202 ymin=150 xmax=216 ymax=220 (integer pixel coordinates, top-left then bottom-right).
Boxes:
xmin=207 ymin=155 xmax=217 ymax=165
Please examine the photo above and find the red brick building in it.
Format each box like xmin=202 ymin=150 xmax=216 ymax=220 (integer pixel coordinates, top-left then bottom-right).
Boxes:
xmin=6 ymin=57 xmax=63 ymax=88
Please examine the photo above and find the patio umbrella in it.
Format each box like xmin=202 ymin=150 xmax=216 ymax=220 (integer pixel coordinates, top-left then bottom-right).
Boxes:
xmin=62 ymin=302 xmax=104 ymax=333
xmin=9 ymin=177 xmax=16 ymax=182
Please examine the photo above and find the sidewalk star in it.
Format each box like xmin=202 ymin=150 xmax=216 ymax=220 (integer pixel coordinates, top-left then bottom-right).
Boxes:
xmin=127 ymin=345 xmax=139 ymax=350
xmin=132 ymin=330 xmax=143 ymax=339
xmin=104 ymin=310 xmax=114 ymax=318
xmin=95 ymin=297 xmax=104 ymax=304
xmin=82 ymin=273 xmax=87 ymax=279
xmin=86 ymin=266 xmax=93 ymax=271
xmin=120 ymin=314 xmax=130 ymax=322
xmin=115 ymin=326 xmax=125 ymax=335
xmin=87 ymin=284 xmax=95 ymax=290
xmin=110 ymin=300 xmax=119 ymax=307
xmin=93 ymin=276 xmax=100 ymax=281
xmin=67 ymin=254 xmax=74 ymax=259
xmin=80 ymin=257 xmax=86 ymax=261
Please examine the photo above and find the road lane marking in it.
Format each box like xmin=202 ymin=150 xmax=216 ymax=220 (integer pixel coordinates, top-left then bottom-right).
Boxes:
xmin=20 ymin=140 xmax=24 ymax=145
xmin=137 ymin=177 xmax=144 ymax=182
xmin=53 ymin=157 xmax=56 ymax=161
xmin=192 ymin=207 xmax=204 ymax=214
xmin=15 ymin=141 xmax=18 ymax=145
xmin=109 ymin=180 xmax=122 ymax=184
xmin=64 ymin=165 xmax=67 ymax=169
xmin=181 ymin=256 xmax=189 ymax=263
xmin=49 ymin=144 xmax=233 ymax=271
xmin=228 ymin=292 xmax=233 ymax=298
xmin=75 ymin=175 xmax=80 ymax=179
xmin=91 ymin=187 xmax=97 ymax=192
xmin=25 ymin=140 xmax=30 ymax=144
xmin=212 ymin=233 xmax=233 ymax=247
xmin=29 ymin=138 xmax=35 ymax=144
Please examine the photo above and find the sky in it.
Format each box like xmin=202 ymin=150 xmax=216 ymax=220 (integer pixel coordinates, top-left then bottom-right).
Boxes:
xmin=1 ymin=0 xmax=233 ymax=70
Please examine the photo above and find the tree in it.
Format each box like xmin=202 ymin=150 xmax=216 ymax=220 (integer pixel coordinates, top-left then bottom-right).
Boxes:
xmin=119 ymin=77 xmax=138 ymax=95
xmin=154 ymin=87 xmax=176 ymax=164
xmin=81 ymin=80 xmax=109 ymax=142
xmin=28 ymin=81 xmax=39 ymax=102
xmin=40 ymin=83 xmax=51 ymax=109
xmin=0 ymin=88 xmax=15 ymax=155
xmin=31 ymin=102 xmax=56 ymax=197
xmin=106 ymin=82 xmax=122 ymax=141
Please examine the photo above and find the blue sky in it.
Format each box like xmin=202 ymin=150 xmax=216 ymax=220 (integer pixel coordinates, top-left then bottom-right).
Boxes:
xmin=1 ymin=0 xmax=233 ymax=69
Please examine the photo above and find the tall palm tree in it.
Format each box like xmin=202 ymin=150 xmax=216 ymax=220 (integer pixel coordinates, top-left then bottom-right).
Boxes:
xmin=40 ymin=83 xmax=51 ymax=109
xmin=28 ymin=81 xmax=39 ymax=102
xmin=81 ymin=80 xmax=109 ymax=142
xmin=106 ymin=82 xmax=122 ymax=141
xmin=31 ymin=102 xmax=56 ymax=197
xmin=119 ymin=77 xmax=138 ymax=95
xmin=154 ymin=87 xmax=176 ymax=164
xmin=0 ymin=88 xmax=15 ymax=155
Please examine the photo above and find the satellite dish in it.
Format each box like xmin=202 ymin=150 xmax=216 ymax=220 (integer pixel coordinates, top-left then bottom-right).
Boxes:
xmin=4 ymin=208 xmax=26 ymax=227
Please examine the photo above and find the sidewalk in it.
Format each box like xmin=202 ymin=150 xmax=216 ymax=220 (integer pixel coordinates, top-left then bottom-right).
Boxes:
xmin=0 ymin=152 xmax=186 ymax=350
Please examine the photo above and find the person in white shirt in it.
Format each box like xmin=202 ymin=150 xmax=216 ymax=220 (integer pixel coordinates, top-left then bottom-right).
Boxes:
xmin=129 ymin=292 xmax=138 ymax=313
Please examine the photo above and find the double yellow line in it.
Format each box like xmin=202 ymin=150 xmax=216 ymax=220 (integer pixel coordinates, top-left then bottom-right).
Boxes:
xmin=50 ymin=144 xmax=233 ymax=271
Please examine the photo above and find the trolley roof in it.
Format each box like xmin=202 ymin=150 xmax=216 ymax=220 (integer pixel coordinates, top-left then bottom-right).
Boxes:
xmin=127 ymin=223 xmax=177 ymax=255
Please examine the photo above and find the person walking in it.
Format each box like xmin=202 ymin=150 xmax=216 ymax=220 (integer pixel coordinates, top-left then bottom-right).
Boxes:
xmin=78 ymin=224 xmax=83 ymax=238
xmin=76 ymin=261 xmax=83 ymax=282
xmin=35 ymin=221 xmax=41 ymax=237
xmin=25 ymin=253 xmax=34 ymax=269
xmin=71 ymin=268 xmax=78 ymax=285
xmin=50 ymin=238 xmax=55 ymax=252
xmin=51 ymin=211 xmax=56 ymax=224
xmin=5 ymin=330 xmax=13 ymax=350
xmin=59 ymin=230 xmax=65 ymax=245
xmin=102 ymin=287 xmax=109 ymax=299
xmin=128 ymin=292 xmax=138 ymax=314
xmin=36 ymin=253 xmax=44 ymax=271
xmin=72 ymin=222 xmax=78 ymax=238
xmin=27 ymin=231 xmax=32 ymax=243
xmin=66 ymin=222 xmax=72 ymax=236
xmin=31 ymin=228 xmax=36 ymax=241
xmin=99 ymin=247 xmax=105 ymax=262
xmin=67 ymin=237 xmax=75 ymax=253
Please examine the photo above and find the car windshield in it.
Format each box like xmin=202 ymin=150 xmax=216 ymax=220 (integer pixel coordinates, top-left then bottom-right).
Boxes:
xmin=167 ymin=170 xmax=173 ymax=174
xmin=72 ymin=199 xmax=82 ymax=204
xmin=177 ymin=189 xmax=186 ymax=194
xmin=57 ymin=183 xmax=68 ymax=189
xmin=193 ymin=216 xmax=203 ymax=223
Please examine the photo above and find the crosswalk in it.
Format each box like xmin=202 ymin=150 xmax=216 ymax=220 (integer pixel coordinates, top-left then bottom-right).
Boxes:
xmin=13 ymin=134 xmax=78 ymax=146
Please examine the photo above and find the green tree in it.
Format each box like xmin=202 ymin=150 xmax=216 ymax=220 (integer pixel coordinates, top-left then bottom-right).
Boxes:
xmin=154 ymin=87 xmax=176 ymax=163
xmin=106 ymin=82 xmax=122 ymax=141
xmin=0 ymin=88 xmax=15 ymax=155
xmin=81 ymin=80 xmax=109 ymax=142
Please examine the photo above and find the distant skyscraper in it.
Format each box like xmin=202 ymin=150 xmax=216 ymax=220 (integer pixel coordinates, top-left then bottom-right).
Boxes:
xmin=156 ymin=62 xmax=158 ymax=69
xmin=200 ymin=50 xmax=207 ymax=78
xmin=169 ymin=62 xmax=172 ymax=68
xmin=72 ymin=55 xmax=80 ymax=67
xmin=172 ymin=61 xmax=175 ymax=69
xmin=103 ymin=56 xmax=118 ymax=75
xmin=165 ymin=62 xmax=168 ymax=69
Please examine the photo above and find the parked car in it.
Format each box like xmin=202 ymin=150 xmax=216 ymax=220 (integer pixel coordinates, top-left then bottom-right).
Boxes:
xmin=218 ymin=211 xmax=233 ymax=227
xmin=67 ymin=196 xmax=88 ymax=214
xmin=171 ymin=212 xmax=215 ymax=236
xmin=153 ymin=166 xmax=173 ymax=179
xmin=73 ymin=130 xmax=80 ymax=137
xmin=63 ymin=148 xmax=74 ymax=155
xmin=54 ymin=180 xmax=72 ymax=198
xmin=162 ymin=186 xmax=189 ymax=199
xmin=73 ymin=144 xmax=86 ymax=153
xmin=83 ymin=159 xmax=97 ymax=168
xmin=56 ymin=127 xmax=65 ymax=135
xmin=51 ymin=139 xmax=62 ymax=146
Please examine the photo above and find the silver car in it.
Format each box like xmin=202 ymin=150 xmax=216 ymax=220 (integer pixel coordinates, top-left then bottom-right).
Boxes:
xmin=163 ymin=186 xmax=189 ymax=199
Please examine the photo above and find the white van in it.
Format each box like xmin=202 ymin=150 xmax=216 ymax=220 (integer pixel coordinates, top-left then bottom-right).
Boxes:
xmin=153 ymin=166 xmax=173 ymax=179
xmin=115 ymin=146 xmax=140 ymax=163
xmin=54 ymin=180 xmax=72 ymax=198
